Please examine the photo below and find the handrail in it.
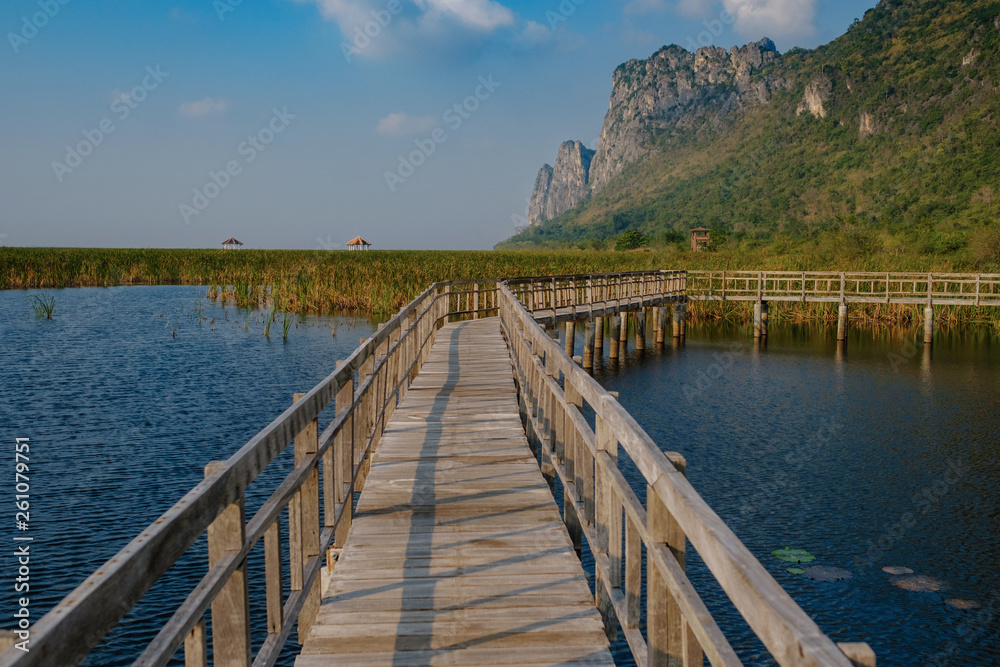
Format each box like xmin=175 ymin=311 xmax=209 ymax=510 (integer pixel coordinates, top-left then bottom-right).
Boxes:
xmin=0 ymin=279 xmax=501 ymax=667
xmin=686 ymin=270 xmax=1000 ymax=306
xmin=498 ymin=275 xmax=872 ymax=666
xmin=0 ymin=270 xmax=877 ymax=667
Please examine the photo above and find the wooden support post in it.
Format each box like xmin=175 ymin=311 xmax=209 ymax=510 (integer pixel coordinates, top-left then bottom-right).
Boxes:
xmin=635 ymin=309 xmax=646 ymax=352
xmin=473 ymin=283 xmax=479 ymax=320
xmin=583 ymin=321 xmax=595 ymax=370
xmin=619 ymin=311 xmax=628 ymax=355
xmin=292 ymin=393 xmax=321 ymax=645
xmin=184 ymin=616 xmax=207 ymax=667
xmin=594 ymin=316 xmax=604 ymax=356
xmin=204 ymin=461 xmax=251 ymax=667
xmin=656 ymin=306 xmax=668 ymax=346
xmin=837 ymin=304 xmax=849 ymax=342
xmin=672 ymin=303 xmax=683 ymax=338
xmin=609 ymin=315 xmax=621 ymax=358
xmin=924 ymin=305 xmax=934 ymax=345
xmin=443 ymin=284 xmax=451 ymax=323
xmin=564 ymin=321 xmax=576 ymax=357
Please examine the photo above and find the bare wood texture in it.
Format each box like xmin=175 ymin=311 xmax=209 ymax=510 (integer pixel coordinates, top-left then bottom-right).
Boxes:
xmin=299 ymin=319 xmax=613 ymax=666
xmin=205 ymin=461 xmax=251 ymax=667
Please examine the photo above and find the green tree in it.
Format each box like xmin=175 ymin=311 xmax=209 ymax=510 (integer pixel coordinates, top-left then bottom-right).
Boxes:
xmin=615 ymin=230 xmax=648 ymax=251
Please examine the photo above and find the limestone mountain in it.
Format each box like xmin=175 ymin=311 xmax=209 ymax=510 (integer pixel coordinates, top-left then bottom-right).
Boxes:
xmin=503 ymin=0 xmax=1000 ymax=256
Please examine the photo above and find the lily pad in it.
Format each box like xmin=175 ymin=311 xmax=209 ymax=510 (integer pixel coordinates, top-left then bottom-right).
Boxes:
xmin=772 ymin=547 xmax=815 ymax=564
xmin=802 ymin=566 xmax=854 ymax=582
xmin=786 ymin=568 xmax=805 ymax=575
xmin=891 ymin=575 xmax=947 ymax=592
xmin=946 ymin=598 xmax=980 ymax=610
xmin=882 ymin=566 xmax=914 ymax=575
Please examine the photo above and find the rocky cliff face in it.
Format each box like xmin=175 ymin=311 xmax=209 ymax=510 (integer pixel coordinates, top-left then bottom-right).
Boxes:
xmin=528 ymin=140 xmax=595 ymax=226
xmin=528 ymin=39 xmax=784 ymax=225
xmin=589 ymin=38 xmax=782 ymax=191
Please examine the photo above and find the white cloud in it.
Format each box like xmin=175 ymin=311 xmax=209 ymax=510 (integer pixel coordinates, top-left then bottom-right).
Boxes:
xmin=289 ymin=0 xmax=550 ymax=58
xmin=414 ymin=0 xmax=515 ymax=31
xmin=179 ymin=97 xmax=230 ymax=118
xmin=626 ymin=0 xmax=817 ymax=42
xmin=723 ymin=0 xmax=816 ymax=42
xmin=376 ymin=112 xmax=438 ymax=136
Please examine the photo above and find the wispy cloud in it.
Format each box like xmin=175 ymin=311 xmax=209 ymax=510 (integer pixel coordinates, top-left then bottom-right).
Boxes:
xmin=179 ymin=97 xmax=230 ymax=118
xmin=169 ymin=7 xmax=198 ymax=23
xmin=723 ymin=0 xmax=816 ymax=42
xmin=627 ymin=0 xmax=817 ymax=42
xmin=289 ymin=0 xmax=553 ymax=59
xmin=376 ymin=112 xmax=437 ymax=136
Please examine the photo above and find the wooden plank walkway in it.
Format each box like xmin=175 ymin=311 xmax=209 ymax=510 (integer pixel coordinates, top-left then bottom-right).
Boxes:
xmin=296 ymin=318 xmax=614 ymax=667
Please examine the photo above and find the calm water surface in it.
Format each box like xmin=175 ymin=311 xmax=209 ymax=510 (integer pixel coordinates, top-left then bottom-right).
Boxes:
xmin=2 ymin=287 xmax=998 ymax=666
xmin=0 ymin=286 xmax=376 ymax=665
xmin=581 ymin=320 xmax=1000 ymax=666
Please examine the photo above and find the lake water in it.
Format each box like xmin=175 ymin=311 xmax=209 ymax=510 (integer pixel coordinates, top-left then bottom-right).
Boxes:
xmin=0 ymin=286 xmax=376 ymax=665
xmin=582 ymin=320 xmax=1000 ymax=666
xmin=1 ymin=287 xmax=998 ymax=666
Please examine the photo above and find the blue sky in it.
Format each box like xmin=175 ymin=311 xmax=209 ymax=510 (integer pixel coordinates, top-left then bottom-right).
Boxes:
xmin=1 ymin=0 xmax=879 ymax=250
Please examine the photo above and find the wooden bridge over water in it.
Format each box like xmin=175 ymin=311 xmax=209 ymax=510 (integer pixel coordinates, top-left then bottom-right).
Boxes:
xmin=11 ymin=270 xmax=996 ymax=666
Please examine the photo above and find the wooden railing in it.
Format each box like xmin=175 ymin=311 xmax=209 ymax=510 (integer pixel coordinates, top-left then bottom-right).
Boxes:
xmin=506 ymin=271 xmax=687 ymax=325
xmin=0 ymin=279 xmax=498 ymax=667
xmin=3 ymin=271 xmax=884 ymax=667
xmin=687 ymin=270 xmax=1000 ymax=306
xmin=499 ymin=275 xmax=875 ymax=667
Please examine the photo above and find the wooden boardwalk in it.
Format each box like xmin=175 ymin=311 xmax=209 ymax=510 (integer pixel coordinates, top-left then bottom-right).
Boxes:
xmin=296 ymin=319 xmax=614 ymax=667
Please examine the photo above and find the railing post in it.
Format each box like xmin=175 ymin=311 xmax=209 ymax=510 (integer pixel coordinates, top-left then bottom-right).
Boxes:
xmin=264 ymin=520 xmax=283 ymax=634
xmin=204 ymin=461 xmax=251 ymax=667
xmin=184 ymin=616 xmax=207 ymax=667
xmin=334 ymin=371 xmax=354 ymax=547
xmin=594 ymin=414 xmax=620 ymax=640
xmin=564 ymin=380 xmax=583 ymax=556
xmin=838 ymin=642 xmax=877 ymax=666
xmin=648 ymin=453 xmax=701 ymax=667
xmin=444 ymin=283 xmax=452 ymax=323
xmin=473 ymin=283 xmax=479 ymax=319
xmin=292 ymin=393 xmax=321 ymax=645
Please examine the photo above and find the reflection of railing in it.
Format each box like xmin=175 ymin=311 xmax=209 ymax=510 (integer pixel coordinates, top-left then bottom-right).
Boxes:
xmin=500 ymin=276 xmax=875 ymax=667
xmin=2 ymin=280 xmax=499 ymax=667
xmin=687 ymin=270 xmax=1000 ymax=306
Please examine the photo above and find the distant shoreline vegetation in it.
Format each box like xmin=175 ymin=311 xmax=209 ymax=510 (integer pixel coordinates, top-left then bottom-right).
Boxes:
xmin=3 ymin=247 xmax=997 ymax=329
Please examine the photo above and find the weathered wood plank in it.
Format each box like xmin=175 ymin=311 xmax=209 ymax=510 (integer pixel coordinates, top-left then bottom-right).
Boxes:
xmin=297 ymin=319 xmax=612 ymax=667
